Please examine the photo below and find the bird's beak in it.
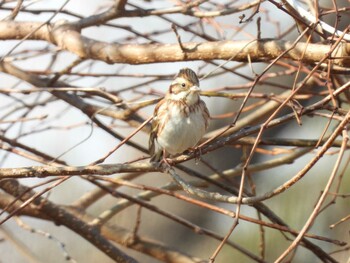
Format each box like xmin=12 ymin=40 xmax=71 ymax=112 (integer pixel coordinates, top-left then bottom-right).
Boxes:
xmin=190 ymin=86 xmax=200 ymax=92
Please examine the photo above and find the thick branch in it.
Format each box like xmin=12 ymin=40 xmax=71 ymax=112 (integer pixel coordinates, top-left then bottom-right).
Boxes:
xmin=0 ymin=21 xmax=349 ymax=66
xmin=0 ymin=163 xmax=157 ymax=178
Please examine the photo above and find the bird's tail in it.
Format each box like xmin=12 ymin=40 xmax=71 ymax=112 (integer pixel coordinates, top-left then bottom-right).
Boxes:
xmin=150 ymin=149 xmax=163 ymax=163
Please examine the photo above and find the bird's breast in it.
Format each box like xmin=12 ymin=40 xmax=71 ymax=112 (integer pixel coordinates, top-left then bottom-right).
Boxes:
xmin=156 ymin=103 xmax=207 ymax=155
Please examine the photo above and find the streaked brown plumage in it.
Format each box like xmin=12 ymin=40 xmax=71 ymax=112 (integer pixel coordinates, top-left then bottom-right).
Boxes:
xmin=149 ymin=68 xmax=210 ymax=162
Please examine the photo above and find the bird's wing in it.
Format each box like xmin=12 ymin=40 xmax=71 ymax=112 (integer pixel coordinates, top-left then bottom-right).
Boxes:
xmin=149 ymin=98 xmax=166 ymax=158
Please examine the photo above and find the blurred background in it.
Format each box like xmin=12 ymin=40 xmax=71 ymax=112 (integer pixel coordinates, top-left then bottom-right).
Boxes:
xmin=0 ymin=0 xmax=349 ymax=262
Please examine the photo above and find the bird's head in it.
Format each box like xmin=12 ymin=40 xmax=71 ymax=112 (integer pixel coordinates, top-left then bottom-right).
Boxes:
xmin=168 ymin=68 xmax=200 ymax=105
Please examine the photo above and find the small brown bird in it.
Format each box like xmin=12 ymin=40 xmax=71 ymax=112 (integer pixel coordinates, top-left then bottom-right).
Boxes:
xmin=149 ymin=68 xmax=210 ymax=162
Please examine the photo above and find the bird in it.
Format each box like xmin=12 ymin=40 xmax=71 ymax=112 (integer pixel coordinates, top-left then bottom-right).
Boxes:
xmin=149 ymin=68 xmax=210 ymax=163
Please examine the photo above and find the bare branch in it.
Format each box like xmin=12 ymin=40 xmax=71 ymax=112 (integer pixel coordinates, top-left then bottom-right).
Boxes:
xmin=0 ymin=21 xmax=349 ymax=66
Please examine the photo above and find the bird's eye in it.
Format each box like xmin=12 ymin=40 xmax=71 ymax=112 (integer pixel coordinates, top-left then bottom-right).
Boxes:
xmin=181 ymin=83 xmax=186 ymax=87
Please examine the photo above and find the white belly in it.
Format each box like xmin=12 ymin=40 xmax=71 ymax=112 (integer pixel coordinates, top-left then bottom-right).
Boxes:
xmin=157 ymin=106 xmax=206 ymax=155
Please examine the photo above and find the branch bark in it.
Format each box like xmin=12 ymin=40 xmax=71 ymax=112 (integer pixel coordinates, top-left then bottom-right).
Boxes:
xmin=0 ymin=21 xmax=349 ymax=66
